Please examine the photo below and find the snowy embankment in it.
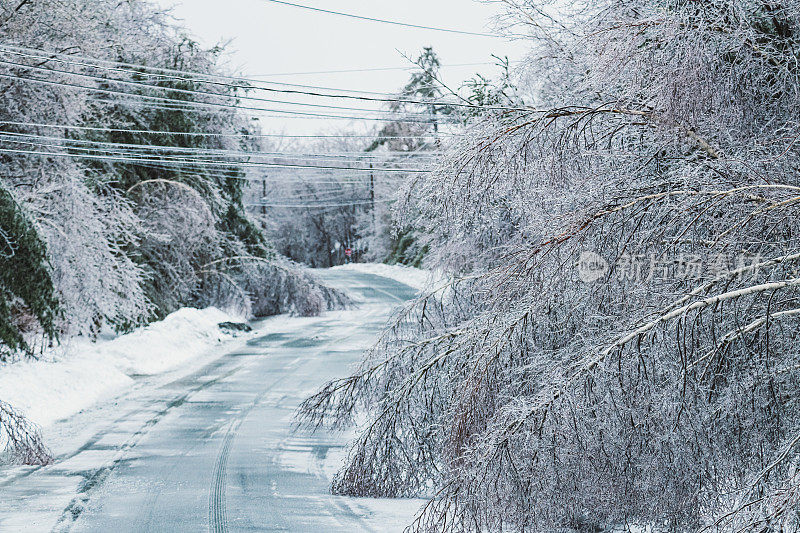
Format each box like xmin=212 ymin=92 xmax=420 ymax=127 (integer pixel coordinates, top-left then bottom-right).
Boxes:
xmin=0 ymin=307 xmax=244 ymax=428
xmin=0 ymin=266 xmax=427 ymax=431
xmin=330 ymin=263 xmax=433 ymax=291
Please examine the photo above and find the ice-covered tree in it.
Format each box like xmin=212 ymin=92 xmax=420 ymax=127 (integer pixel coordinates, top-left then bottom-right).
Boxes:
xmin=0 ymin=0 xmax=346 ymax=463
xmin=300 ymin=1 xmax=800 ymax=530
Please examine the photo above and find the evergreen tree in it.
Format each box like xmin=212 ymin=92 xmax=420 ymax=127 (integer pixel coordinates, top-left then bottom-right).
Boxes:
xmin=0 ymin=185 xmax=58 ymax=358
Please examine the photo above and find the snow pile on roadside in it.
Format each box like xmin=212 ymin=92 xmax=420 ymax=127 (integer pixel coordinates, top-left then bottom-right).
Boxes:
xmin=0 ymin=307 xmax=242 ymax=428
xmin=330 ymin=263 xmax=432 ymax=291
xmin=0 ymin=350 xmax=133 ymax=430
xmin=98 ymin=307 xmax=236 ymax=375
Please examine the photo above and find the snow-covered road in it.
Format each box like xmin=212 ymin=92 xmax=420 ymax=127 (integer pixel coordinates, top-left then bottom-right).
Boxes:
xmin=0 ymin=270 xmax=422 ymax=532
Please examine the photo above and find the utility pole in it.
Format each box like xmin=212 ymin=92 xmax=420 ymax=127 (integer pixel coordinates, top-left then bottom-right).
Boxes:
xmin=369 ymin=163 xmax=375 ymax=235
xmin=261 ymin=176 xmax=267 ymax=220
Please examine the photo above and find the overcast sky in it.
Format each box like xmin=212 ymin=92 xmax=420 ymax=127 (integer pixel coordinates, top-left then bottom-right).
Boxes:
xmin=153 ymin=0 xmax=528 ymax=134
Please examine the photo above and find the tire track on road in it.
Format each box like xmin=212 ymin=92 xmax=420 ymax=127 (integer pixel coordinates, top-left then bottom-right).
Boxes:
xmin=209 ymin=419 xmax=240 ymax=533
xmin=205 ymin=356 xmax=303 ymax=533
xmin=206 ymin=323 xmax=364 ymax=532
xmin=51 ymin=363 xmax=246 ymax=533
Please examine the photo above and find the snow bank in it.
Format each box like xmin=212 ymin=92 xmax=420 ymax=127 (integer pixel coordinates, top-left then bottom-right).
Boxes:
xmin=96 ymin=307 xmax=235 ymax=375
xmin=0 ymin=349 xmax=133 ymax=430
xmin=0 ymin=307 xmax=241 ymax=428
xmin=330 ymin=263 xmax=432 ymax=291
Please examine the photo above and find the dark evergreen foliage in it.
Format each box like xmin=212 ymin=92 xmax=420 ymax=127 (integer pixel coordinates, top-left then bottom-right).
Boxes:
xmin=0 ymin=185 xmax=58 ymax=358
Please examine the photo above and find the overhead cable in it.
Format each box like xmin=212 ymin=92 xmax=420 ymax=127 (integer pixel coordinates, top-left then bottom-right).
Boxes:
xmin=262 ymin=0 xmax=500 ymax=37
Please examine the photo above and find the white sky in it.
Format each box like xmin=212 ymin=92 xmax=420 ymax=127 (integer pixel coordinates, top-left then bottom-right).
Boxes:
xmin=153 ymin=0 xmax=529 ymax=134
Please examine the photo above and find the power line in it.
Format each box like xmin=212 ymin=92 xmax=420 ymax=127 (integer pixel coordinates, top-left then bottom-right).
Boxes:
xmin=248 ymin=203 xmax=377 ymax=214
xmin=264 ymin=190 xmax=370 ymax=201
xmin=0 ymin=137 xmax=430 ymax=169
xmin=0 ymin=131 xmax=440 ymax=160
xmin=249 ymin=62 xmax=494 ymax=77
xmin=0 ymin=45 xmax=451 ymax=97
xmin=0 ymin=47 xmax=525 ymax=112
xmin=263 ymin=0 xmax=499 ymax=37
xmin=0 ymin=71 xmax=445 ymax=123
xmin=0 ymin=59 xmax=424 ymax=116
xmin=247 ymin=198 xmax=392 ymax=208
xmin=84 ymin=97 xmax=430 ymax=122
xmin=0 ymin=57 xmax=419 ymax=115
xmin=0 ymin=121 xmax=453 ymax=140
xmin=0 ymin=127 xmax=442 ymax=182
xmin=0 ymin=142 xmax=431 ymax=172
xmin=10 ymin=149 xmax=409 ymax=187
xmin=0 ymin=146 xmax=431 ymax=173
xmin=17 ymin=146 xmax=402 ymax=183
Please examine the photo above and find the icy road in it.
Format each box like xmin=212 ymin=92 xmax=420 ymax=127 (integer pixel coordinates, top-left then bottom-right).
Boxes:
xmin=0 ymin=271 xmax=422 ymax=532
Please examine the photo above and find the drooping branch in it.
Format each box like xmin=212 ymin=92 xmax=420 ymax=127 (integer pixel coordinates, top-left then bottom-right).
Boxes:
xmin=0 ymin=399 xmax=52 ymax=466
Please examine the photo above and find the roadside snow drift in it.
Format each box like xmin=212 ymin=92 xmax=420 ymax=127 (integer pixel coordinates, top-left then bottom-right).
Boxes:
xmin=0 ymin=307 xmax=241 ymax=428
